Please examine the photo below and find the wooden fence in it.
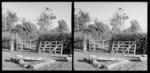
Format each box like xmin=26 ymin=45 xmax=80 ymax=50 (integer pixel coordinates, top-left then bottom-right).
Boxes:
xmin=111 ymin=41 xmax=136 ymax=55
xmin=38 ymin=41 xmax=63 ymax=55
xmin=89 ymin=40 xmax=109 ymax=51
xmin=16 ymin=39 xmax=36 ymax=51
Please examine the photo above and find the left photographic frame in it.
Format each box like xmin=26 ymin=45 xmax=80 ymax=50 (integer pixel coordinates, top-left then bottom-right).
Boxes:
xmin=2 ymin=2 xmax=72 ymax=71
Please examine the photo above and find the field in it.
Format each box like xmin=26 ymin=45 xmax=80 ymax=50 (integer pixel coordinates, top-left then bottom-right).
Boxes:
xmin=2 ymin=49 xmax=72 ymax=71
xmin=74 ymin=49 xmax=147 ymax=71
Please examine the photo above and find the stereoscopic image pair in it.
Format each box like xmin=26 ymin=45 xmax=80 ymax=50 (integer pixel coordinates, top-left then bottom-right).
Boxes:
xmin=2 ymin=2 xmax=147 ymax=71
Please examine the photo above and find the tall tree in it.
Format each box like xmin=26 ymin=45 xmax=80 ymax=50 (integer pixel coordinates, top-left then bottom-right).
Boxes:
xmin=110 ymin=8 xmax=129 ymax=32
xmin=37 ymin=7 xmax=56 ymax=31
xmin=58 ymin=19 xmax=70 ymax=33
xmin=130 ymin=20 xmax=141 ymax=32
xmin=84 ymin=19 xmax=111 ymax=40
xmin=12 ymin=19 xmax=38 ymax=40
xmin=123 ymin=20 xmax=141 ymax=33
xmin=2 ymin=9 xmax=18 ymax=32
xmin=74 ymin=9 xmax=91 ymax=32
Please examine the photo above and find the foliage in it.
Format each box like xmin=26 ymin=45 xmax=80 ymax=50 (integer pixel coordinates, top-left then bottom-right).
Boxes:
xmin=2 ymin=8 xmax=18 ymax=32
xmin=74 ymin=10 xmax=111 ymax=50
xmin=74 ymin=9 xmax=91 ymax=32
xmin=110 ymin=8 xmax=129 ymax=31
xmin=58 ymin=19 xmax=70 ymax=33
xmin=37 ymin=7 xmax=56 ymax=31
xmin=123 ymin=20 xmax=141 ymax=33
xmin=111 ymin=32 xmax=147 ymax=54
xmin=130 ymin=20 xmax=141 ymax=32
xmin=12 ymin=19 xmax=38 ymax=40
xmin=2 ymin=31 xmax=12 ymax=48
xmin=74 ymin=32 xmax=85 ymax=49
xmin=83 ymin=19 xmax=111 ymax=40
xmin=37 ymin=28 xmax=72 ymax=54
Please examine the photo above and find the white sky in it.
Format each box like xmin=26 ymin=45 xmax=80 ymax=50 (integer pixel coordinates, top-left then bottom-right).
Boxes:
xmin=75 ymin=2 xmax=147 ymax=33
xmin=2 ymin=2 xmax=71 ymax=32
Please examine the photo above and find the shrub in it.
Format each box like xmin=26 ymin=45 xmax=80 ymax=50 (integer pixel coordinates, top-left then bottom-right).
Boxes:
xmin=111 ymin=32 xmax=147 ymax=54
xmin=37 ymin=31 xmax=72 ymax=54
xmin=2 ymin=31 xmax=12 ymax=49
xmin=74 ymin=32 xmax=85 ymax=50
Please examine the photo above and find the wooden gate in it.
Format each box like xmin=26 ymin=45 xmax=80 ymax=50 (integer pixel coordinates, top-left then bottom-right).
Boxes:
xmin=89 ymin=40 xmax=109 ymax=51
xmin=16 ymin=39 xmax=36 ymax=51
xmin=111 ymin=41 xmax=136 ymax=55
xmin=38 ymin=41 xmax=63 ymax=55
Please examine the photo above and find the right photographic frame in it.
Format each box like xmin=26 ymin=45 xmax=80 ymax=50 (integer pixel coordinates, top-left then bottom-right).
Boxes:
xmin=74 ymin=2 xmax=147 ymax=71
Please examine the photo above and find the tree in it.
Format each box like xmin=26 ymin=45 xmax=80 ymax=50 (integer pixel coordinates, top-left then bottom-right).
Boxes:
xmin=37 ymin=7 xmax=56 ymax=31
xmin=58 ymin=19 xmax=70 ymax=33
xmin=110 ymin=8 xmax=129 ymax=31
xmin=2 ymin=8 xmax=18 ymax=32
xmin=74 ymin=9 xmax=91 ymax=32
xmin=130 ymin=20 xmax=141 ymax=32
xmin=123 ymin=20 xmax=141 ymax=33
xmin=12 ymin=19 xmax=38 ymax=40
xmin=84 ymin=19 xmax=110 ymax=40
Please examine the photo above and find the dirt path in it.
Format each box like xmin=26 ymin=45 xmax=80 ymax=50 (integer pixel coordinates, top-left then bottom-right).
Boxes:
xmin=74 ymin=50 xmax=147 ymax=71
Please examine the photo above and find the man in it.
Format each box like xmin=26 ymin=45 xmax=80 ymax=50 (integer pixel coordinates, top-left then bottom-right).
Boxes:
xmin=83 ymin=36 xmax=88 ymax=52
xmin=10 ymin=35 xmax=15 ymax=52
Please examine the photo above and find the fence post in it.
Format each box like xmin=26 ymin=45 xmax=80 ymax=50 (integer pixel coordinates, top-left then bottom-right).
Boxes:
xmin=127 ymin=41 xmax=129 ymax=54
xmin=61 ymin=43 xmax=63 ymax=55
xmin=111 ymin=42 xmax=114 ymax=53
xmin=134 ymin=43 xmax=136 ymax=55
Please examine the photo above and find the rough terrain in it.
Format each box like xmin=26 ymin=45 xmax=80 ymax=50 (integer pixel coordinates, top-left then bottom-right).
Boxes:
xmin=74 ymin=49 xmax=147 ymax=71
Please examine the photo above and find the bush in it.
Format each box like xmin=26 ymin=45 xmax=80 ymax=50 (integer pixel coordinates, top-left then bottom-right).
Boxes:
xmin=111 ymin=32 xmax=147 ymax=54
xmin=37 ymin=31 xmax=72 ymax=54
xmin=74 ymin=32 xmax=85 ymax=50
xmin=2 ymin=31 xmax=12 ymax=49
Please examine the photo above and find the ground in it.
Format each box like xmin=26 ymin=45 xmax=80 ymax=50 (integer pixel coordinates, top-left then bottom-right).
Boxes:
xmin=2 ymin=49 xmax=72 ymax=71
xmin=74 ymin=49 xmax=147 ymax=71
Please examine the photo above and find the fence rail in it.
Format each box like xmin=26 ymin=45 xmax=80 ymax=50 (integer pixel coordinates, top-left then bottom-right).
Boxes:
xmin=111 ymin=41 xmax=136 ymax=55
xmin=89 ymin=40 xmax=109 ymax=51
xmin=38 ymin=41 xmax=63 ymax=55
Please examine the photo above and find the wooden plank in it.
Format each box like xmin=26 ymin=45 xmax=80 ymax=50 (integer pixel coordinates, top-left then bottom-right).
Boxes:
xmin=123 ymin=42 xmax=135 ymax=54
xmin=89 ymin=55 xmax=126 ymax=61
xmin=134 ymin=44 xmax=136 ymax=55
xmin=17 ymin=59 xmax=29 ymax=68
xmin=89 ymin=41 xmax=91 ymax=51
xmin=111 ymin=42 xmax=115 ymax=53
xmin=16 ymin=40 xmax=18 ymax=51
xmin=31 ymin=60 xmax=56 ymax=70
xmin=124 ymin=54 xmax=141 ymax=57
xmin=51 ymin=55 xmax=67 ymax=59
xmin=38 ymin=42 xmax=42 ymax=53
xmin=105 ymin=60 xmax=129 ymax=70
xmin=61 ymin=44 xmax=63 ymax=55
xmin=91 ymin=59 xmax=103 ymax=68
xmin=50 ymin=42 xmax=62 ymax=54
xmin=15 ymin=55 xmax=51 ymax=61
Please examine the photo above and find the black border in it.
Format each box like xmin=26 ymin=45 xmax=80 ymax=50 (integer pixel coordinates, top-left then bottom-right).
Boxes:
xmin=1 ymin=0 xmax=149 ymax=72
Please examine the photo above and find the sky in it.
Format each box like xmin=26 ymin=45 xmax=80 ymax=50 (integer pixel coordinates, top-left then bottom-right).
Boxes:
xmin=75 ymin=2 xmax=147 ymax=33
xmin=2 ymin=2 xmax=71 ymax=32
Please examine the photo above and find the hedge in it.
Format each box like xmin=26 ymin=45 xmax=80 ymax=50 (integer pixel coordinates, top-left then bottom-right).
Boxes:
xmin=111 ymin=32 xmax=147 ymax=54
xmin=74 ymin=32 xmax=85 ymax=50
xmin=2 ymin=32 xmax=12 ymax=49
xmin=37 ymin=31 xmax=72 ymax=54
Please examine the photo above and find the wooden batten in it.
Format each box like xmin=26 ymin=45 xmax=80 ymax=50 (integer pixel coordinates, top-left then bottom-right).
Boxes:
xmin=105 ymin=60 xmax=129 ymax=70
xmin=31 ymin=60 xmax=56 ymax=70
